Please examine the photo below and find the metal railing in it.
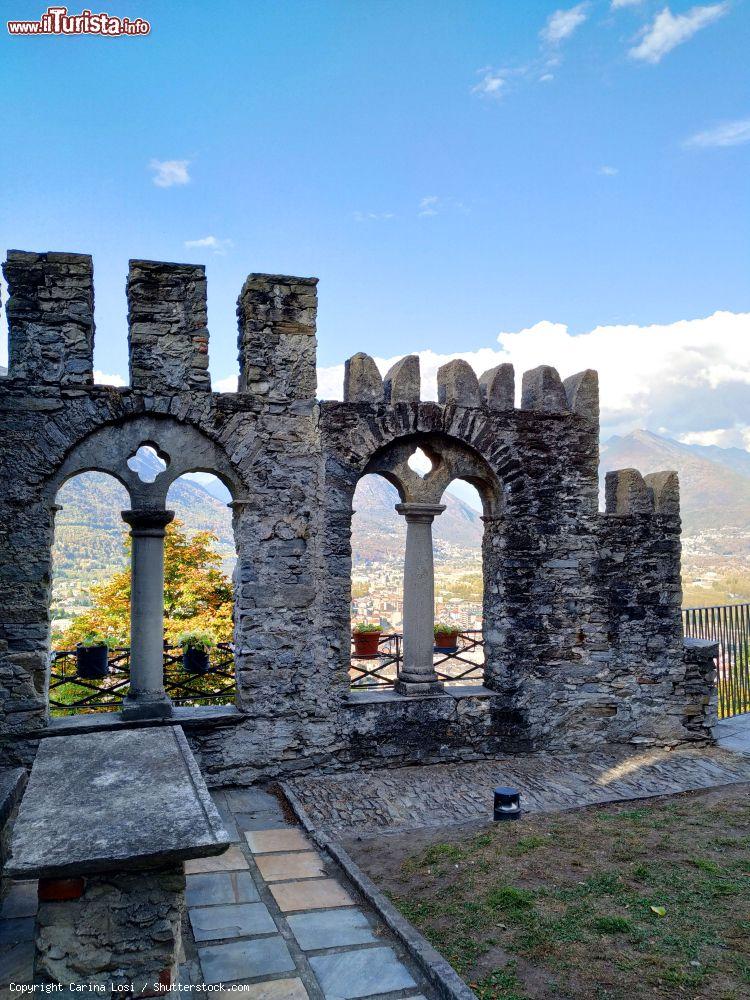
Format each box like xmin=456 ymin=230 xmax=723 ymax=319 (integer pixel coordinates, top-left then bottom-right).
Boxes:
xmin=49 ymin=643 xmax=237 ymax=716
xmin=683 ymin=603 xmax=750 ymax=720
xmin=349 ymin=630 xmax=485 ymax=690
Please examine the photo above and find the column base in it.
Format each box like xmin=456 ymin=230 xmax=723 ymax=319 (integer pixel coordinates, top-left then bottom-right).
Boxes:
xmin=121 ymin=692 xmax=173 ymax=721
xmin=394 ymin=677 xmax=445 ymax=696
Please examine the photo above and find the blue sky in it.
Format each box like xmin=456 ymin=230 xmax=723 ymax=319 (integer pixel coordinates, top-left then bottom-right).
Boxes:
xmin=1 ymin=0 xmax=749 ymax=443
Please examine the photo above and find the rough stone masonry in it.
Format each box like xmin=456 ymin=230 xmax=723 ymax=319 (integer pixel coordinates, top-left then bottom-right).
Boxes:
xmin=0 ymin=250 xmax=717 ymax=784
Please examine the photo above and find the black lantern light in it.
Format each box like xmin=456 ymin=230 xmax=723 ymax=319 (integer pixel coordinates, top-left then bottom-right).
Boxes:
xmin=493 ymin=786 xmax=521 ymax=821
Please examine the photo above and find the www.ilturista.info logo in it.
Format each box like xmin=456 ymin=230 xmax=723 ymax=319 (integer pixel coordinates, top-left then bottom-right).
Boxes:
xmin=7 ymin=5 xmax=150 ymax=35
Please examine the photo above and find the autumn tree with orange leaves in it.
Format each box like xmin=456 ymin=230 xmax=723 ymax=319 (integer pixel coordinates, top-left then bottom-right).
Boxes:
xmin=55 ymin=519 xmax=233 ymax=647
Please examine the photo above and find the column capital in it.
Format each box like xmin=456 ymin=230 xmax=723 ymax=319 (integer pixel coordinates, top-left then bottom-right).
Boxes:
xmin=395 ymin=502 xmax=446 ymax=523
xmin=121 ymin=509 xmax=175 ymax=536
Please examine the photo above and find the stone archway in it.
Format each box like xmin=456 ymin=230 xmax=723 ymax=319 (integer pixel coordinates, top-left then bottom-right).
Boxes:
xmin=356 ymin=433 xmax=503 ymax=694
xmin=46 ymin=415 xmax=248 ymax=720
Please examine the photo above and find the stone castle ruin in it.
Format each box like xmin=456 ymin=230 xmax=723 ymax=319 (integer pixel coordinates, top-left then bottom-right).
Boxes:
xmin=0 ymin=251 xmax=717 ymax=783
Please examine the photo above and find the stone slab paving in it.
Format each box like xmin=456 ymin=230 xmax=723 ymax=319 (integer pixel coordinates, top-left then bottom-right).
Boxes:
xmin=178 ymin=786 xmax=435 ymax=999
xmin=715 ymin=714 xmax=750 ymax=755
xmin=287 ymin=744 xmax=750 ymax=838
xmin=0 ymin=787 xmax=434 ymax=998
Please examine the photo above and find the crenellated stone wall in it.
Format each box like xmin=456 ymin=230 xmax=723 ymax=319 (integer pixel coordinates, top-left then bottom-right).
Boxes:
xmin=0 ymin=249 xmax=717 ymax=783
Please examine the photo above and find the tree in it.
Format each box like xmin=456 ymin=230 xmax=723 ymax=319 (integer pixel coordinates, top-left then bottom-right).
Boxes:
xmin=54 ymin=519 xmax=233 ymax=648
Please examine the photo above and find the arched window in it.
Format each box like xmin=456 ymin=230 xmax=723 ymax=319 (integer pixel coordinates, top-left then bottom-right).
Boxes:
xmin=434 ymin=479 xmax=485 ymax=686
xmin=50 ymin=471 xmax=131 ymax=715
xmin=349 ymin=473 xmax=406 ymax=688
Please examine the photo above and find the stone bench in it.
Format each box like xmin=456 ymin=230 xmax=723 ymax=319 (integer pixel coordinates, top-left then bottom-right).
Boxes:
xmin=5 ymin=726 xmax=229 ymax=993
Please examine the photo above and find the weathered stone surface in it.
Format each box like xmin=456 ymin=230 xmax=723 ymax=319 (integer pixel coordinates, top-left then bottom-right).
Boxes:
xmin=436 ymin=359 xmax=480 ymax=407
xmin=383 ymin=354 xmax=420 ymax=403
xmin=237 ymin=273 xmax=318 ymax=399
xmin=343 ymin=353 xmax=383 ymax=403
xmin=7 ymin=727 xmax=229 ymax=879
xmin=479 ymin=363 xmax=514 ymax=409
xmin=128 ymin=260 xmax=210 ymax=393
xmin=520 ymin=364 xmax=568 ymax=412
xmin=563 ymin=369 xmax=598 ymax=422
xmin=34 ymin=864 xmax=184 ymax=992
xmin=0 ymin=249 xmax=716 ymax=788
xmin=2 ymin=251 xmax=94 ymax=386
xmin=605 ymin=468 xmax=654 ymax=515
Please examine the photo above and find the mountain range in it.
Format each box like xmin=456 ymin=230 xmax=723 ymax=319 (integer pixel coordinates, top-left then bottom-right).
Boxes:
xmin=33 ymin=428 xmax=750 ymax=613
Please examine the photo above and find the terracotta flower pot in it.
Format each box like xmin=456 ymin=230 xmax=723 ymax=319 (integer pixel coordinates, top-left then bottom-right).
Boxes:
xmin=352 ymin=631 xmax=381 ymax=657
xmin=435 ymin=630 xmax=459 ymax=652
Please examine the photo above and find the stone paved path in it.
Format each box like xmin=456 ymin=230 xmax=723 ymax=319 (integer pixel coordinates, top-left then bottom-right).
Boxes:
xmin=287 ymin=743 xmax=750 ymax=839
xmin=715 ymin=714 xmax=750 ymax=756
xmin=0 ymin=786 xmax=433 ymax=999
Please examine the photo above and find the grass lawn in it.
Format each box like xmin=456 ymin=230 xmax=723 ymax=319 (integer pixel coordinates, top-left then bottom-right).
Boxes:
xmin=349 ymin=785 xmax=750 ymax=999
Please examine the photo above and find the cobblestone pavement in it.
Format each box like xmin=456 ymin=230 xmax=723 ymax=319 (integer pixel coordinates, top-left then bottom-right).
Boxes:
xmin=287 ymin=744 xmax=750 ymax=838
xmin=0 ymin=787 xmax=434 ymax=999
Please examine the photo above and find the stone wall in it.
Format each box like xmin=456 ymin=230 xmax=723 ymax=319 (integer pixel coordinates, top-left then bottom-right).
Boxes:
xmin=34 ymin=865 xmax=184 ymax=990
xmin=0 ymin=249 xmax=717 ymax=784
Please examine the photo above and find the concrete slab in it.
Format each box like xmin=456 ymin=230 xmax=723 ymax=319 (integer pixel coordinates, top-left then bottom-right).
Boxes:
xmin=189 ymin=901 xmax=276 ymax=942
xmin=255 ymin=852 xmax=326 ymax=882
xmin=225 ymin=788 xmax=281 ymax=813
xmin=209 ymin=979 xmax=308 ymax=999
xmin=246 ymin=829 xmax=311 ymax=854
xmin=235 ymin=812 xmax=290 ymax=832
xmin=198 ymin=936 xmax=296 ymax=984
xmin=0 ymin=938 xmax=34 ymax=986
xmin=0 ymin=916 xmax=35 ymax=946
xmin=0 ymin=882 xmax=38 ymax=920
xmin=270 ymin=878 xmax=355 ymax=913
xmin=186 ymin=871 xmax=260 ymax=907
xmin=287 ymin=908 xmax=378 ymax=951
xmin=185 ymin=845 xmax=249 ymax=874
xmin=7 ymin=727 xmax=229 ymax=879
xmin=309 ymin=946 xmax=416 ymax=998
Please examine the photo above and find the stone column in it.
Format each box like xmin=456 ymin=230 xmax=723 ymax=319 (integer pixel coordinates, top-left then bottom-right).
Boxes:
xmin=394 ymin=503 xmax=446 ymax=696
xmin=121 ymin=509 xmax=174 ymax=721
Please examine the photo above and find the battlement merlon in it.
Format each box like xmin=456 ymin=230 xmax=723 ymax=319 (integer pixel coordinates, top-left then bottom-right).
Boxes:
xmin=2 ymin=250 xmax=95 ymax=387
xmin=237 ymin=273 xmax=318 ymax=400
xmin=127 ymin=260 xmax=210 ymax=394
xmin=605 ymin=468 xmax=681 ymax=518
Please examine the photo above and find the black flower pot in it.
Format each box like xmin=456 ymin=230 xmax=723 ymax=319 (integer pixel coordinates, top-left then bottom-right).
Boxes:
xmin=75 ymin=644 xmax=109 ymax=679
xmin=182 ymin=648 xmax=210 ymax=675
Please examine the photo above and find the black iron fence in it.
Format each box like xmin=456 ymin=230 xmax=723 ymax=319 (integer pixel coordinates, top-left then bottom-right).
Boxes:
xmin=49 ymin=643 xmax=237 ymax=716
xmin=350 ymin=630 xmax=485 ymax=689
xmin=683 ymin=604 xmax=750 ymax=720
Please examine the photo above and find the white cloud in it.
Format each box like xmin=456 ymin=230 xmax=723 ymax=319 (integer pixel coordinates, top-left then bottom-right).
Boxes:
xmin=93 ymin=370 xmax=126 ymax=386
xmin=599 ymin=165 xmax=619 ymax=175
xmin=611 ymin=0 xmax=644 ymax=8
xmin=685 ymin=117 xmax=750 ymax=148
xmin=629 ymin=3 xmax=728 ymax=63
xmin=353 ymin=211 xmax=395 ymax=222
xmin=471 ymin=68 xmax=507 ymax=99
xmin=418 ymin=196 xmax=440 ymax=217
xmin=541 ymin=4 xmax=589 ymax=46
xmin=184 ymin=235 xmax=233 ymax=255
xmin=539 ymin=72 xmax=555 ymax=82
xmin=214 ymin=374 xmax=239 ymax=393
xmin=150 ymin=159 xmax=191 ymax=188
xmin=316 ymin=311 xmax=750 ymax=443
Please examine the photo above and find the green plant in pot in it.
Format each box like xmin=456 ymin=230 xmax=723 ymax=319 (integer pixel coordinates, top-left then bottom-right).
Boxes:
xmin=178 ymin=631 xmax=216 ymax=675
xmin=75 ymin=632 xmax=112 ymax=679
xmin=352 ymin=622 xmax=382 ymax=658
xmin=434 ymin=621 xmax=460 ymax=652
